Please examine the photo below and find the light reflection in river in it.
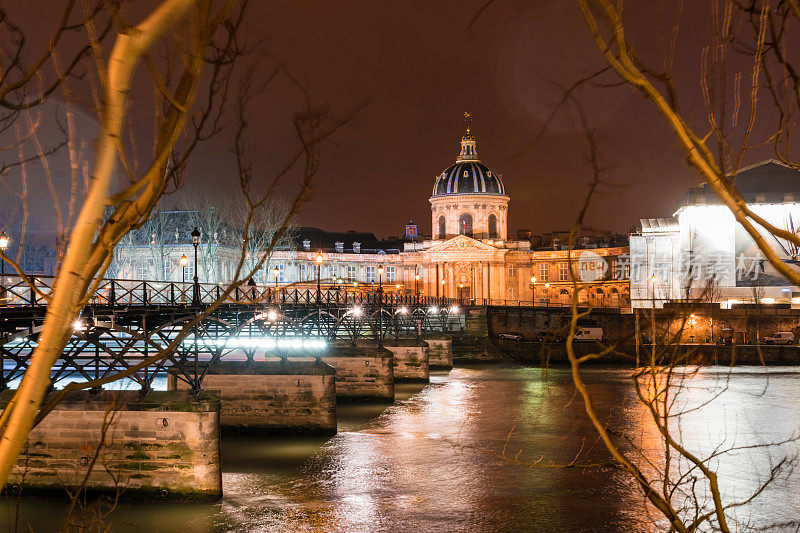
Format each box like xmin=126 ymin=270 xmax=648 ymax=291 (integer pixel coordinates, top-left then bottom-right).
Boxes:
xmin=3 ymin=364 xmax=800 ymax=532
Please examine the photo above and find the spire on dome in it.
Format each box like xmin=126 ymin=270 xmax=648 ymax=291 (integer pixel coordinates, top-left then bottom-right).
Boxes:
xmin=457 ymin=112 xmax=479 ymax=162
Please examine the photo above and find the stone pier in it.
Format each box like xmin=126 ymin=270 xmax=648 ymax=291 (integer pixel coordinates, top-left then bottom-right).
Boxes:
xmin=4 ymin=390 xmax=221 ymax=501
xmin=452 ymin=306 xmax=505 ymax=363
xmin=322 ymin=342 xmax=394 ymax=401
xmin=423 ymin=334 xmax=453 ymax=370
xmin=383 ymin=339 xmax=430 ymax=382
xmin=169 ymin=360 xmax=336 ymax=435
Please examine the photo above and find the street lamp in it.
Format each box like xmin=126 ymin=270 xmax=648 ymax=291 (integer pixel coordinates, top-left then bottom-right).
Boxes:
xmin=179 ymin=254 xmax=188 ymax=303
xmin=0 ymin=232 xmax=8 ymax=304
xmin=191 ymin=228 xmax=201 ymax=306
xmin=315 ymin=251 xmax=323 ymax=303
xmin=530 ymin=275 xmax=536 ymax=306
xmin=273 ymin=265 xmax=280 ymax=288
xmin=377 ymin=265 xmax=384 ymax=347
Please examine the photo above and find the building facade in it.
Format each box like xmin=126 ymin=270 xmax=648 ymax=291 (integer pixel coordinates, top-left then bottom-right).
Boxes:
xmin=114 ymin=126 xmax=630 ymax=307
xmin=630 ymin=160 xmax=800 ymax=308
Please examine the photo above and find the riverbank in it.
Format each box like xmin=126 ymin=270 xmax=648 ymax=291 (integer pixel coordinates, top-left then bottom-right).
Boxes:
xmin=495 ymin=339 xmax=800 ymax=366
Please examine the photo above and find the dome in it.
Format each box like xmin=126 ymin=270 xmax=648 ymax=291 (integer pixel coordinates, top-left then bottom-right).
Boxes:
xmin=431 ymin=132 xmax=506 ymax=197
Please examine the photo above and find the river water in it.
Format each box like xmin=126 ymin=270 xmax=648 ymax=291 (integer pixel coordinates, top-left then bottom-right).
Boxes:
xmin=5 ymin=364 xmax=800 ymax=532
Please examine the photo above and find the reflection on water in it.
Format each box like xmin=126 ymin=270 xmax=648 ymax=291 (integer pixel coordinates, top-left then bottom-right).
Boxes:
xmin=4 ymin=365 xmax=800 ymax=532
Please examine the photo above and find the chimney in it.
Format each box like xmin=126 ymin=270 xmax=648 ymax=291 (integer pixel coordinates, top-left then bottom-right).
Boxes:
xmin=335 ymin=241 xmax=344 ymax=253
xmin=302 ymin=240 xmax=311 ymax=251
xmin=353 ymin=242 xmax=361 ymax=254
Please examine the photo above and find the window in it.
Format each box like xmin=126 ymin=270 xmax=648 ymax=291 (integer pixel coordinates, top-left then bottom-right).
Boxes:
xmin=595 ymin=288 xmax=605 ymax=305
xmin=137 ymin=260 xmax=153 ymax=280
xmin=438 ymin=216 xmax=446 ymax=239
xmin=508 ymin=264 xmax=517 ymax=277
xmin=386 ymin=265 xmax=396 ymax=282
xmin=459 ymin=213 xmax=473 ymax=237
xmin=559 ymin=289 xmax=570 ymax=305
xmin=508 ymin=287 xmax=517 ymax=300
xmin=488 ymin=214 xmax=498 ymax=238
xmin=184 ymin=262 xmax=194 ymax=282
xmin=164 ymin=262 xmax=173 ymax=281
xmin=365 ymin=265 xmax=376 ymax=282
xmin=329 ymin=264 xmax=339 ymax=280
xmin=299 ymin=263 xmax=307 ymax=281
xmin=558 ymin=262 xmax=569 ymax=282
xmin=276 ymin=263 xmax=285 ymax=283
xmin=347 ymin=265 xmax=357 ymax=281
xmin=539 ymin=263 xmax=549 ymax=282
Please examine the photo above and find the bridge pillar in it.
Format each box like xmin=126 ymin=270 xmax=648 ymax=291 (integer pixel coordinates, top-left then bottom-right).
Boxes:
xmin=383 ymin=339 xmax=430 ymax=383
xmin=4 ymin=390 xmax=221 ymax=501
xmin=169 ymin=360 xmax=336 ymax=435
xmin=322 ymin=342 xmax=394 ymax=402
xmin=422 ymin=333 xmax=453 ymax=370
xmin=452 ymin=306 xmax=505 ymax=363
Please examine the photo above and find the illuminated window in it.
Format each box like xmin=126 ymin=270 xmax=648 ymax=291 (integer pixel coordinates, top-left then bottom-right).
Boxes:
xmin=539 ymin=263 xmax=549 ymax=281
xmin=508 ymin=264 xmax=517 ymax=277
xmin=558 ymin=263 xmax=569 ymax=281
xmin=137 ymin=260 xmax=153 ymax=280
xmin=459 ymin=213 xmax=473 ymax=237
xmin=366 ymin=265 xmax=376 ymax=282
xmin=347 ymin=265 xmax=357 ymax=281
xmin=386 ymin=265 xmax=396 ymax=282
xmin=488 ymin=214 xmax=498 ymax=238
xmin=299 ymin=263 xmax=307 ymax=281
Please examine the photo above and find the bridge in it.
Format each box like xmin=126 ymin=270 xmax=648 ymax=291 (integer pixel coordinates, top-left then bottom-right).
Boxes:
xmin=0 ymin=275 xmax=476 ymax=500
xmin=0 ymin=275 xmax=464 ymax=392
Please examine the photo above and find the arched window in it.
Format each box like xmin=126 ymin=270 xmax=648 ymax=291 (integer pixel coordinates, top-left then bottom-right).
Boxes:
xmin=459 ymin=213 xmax=473 ymax=237
xmin=488 ymin=214 xmax=498 ymax=238
xmin=559 ymin=289 xmax=570 ymax=305
xmin=438 ymin=216 xmax=446 ymax=239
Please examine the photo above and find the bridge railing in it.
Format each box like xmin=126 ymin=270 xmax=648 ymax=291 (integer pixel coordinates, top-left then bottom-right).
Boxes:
xmin=0 ymin=275 xmax=461 ymax=308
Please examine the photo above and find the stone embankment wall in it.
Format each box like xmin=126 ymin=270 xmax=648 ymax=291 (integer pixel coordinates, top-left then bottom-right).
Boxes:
xmin=4 ymin=390 xmax=221 ymax=501
xmin=170 ymin=360 xmax=336 ymax=434
xmin=383 ymin=339 xmax=430 ymax=382
xmin=488 ymin=305 xmax=800 ymax=346
xmin=451 ymin=307 xmax=505 ymax=363
xmin=423 ymin=334 xmax=453 ymax=369
xmin=323 ymin=342 xmax=394 ymax=401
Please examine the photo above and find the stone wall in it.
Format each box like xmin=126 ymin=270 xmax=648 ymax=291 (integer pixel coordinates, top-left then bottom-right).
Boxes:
xmin=323 ymin=342 xmax=394 ymax=401
xmin=453 ymin=306 xmax=506 ymax=362
xmin=487 ymin=305 xmax=800 ymax=345
xmin=170 ymin=360 xmax=336 ymax=434
xmin=383 ymin=339 xmax=430 ymax=382
xmin=423 ymin=334 xmax=453 ymax=369
xmin=5 ymin=390 xmax=221 ymax=501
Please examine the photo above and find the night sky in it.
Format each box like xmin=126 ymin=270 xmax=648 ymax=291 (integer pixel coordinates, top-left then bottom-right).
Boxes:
xmin=9 ymin=1 xmax=766 ymax=239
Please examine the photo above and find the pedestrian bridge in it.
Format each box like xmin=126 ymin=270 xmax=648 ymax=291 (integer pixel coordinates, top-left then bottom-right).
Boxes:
xmin=0 ymin=275 xmax=464 ymax=392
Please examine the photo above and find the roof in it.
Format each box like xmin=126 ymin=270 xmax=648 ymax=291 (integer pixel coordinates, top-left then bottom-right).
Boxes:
xmin=431 ymin=131 xmax=506 ymax=198
xmin=640 ymin=218 xmax=679 ymax=232
xmin=679 ymin=160 xmax=800 ymax=208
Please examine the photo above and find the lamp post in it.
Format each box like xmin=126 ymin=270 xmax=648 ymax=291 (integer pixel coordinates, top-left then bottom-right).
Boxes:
xmin=315 ymin=251 xmax=323 ymax=304
xmin=377 ymin=265 xmax=384 ymax=347
xmin=440 ymin=278 xmax=445 ymax=302
xmin=191 ymin=228 xmax=201 ymax=306
xmin=0 ymin=231 xmax=8 ymax=305
xmin=544 ymin=282 xmax=550 ymax=306
xmin=0 ymin=232 xmax=8 ymax=305
xmin=179 ymin=254 xmax=188 ymax=303
xmin=415 ymin=273 xmax=420 ymax=300
xmin=273 ymin=265 xmax=280 ymax=288
xmin=530 ymin=275 xmax=536 ymax=306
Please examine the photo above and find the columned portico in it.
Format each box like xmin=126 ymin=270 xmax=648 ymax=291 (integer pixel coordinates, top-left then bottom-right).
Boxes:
xmin=422 ymin=235 xmax=509 ymax=302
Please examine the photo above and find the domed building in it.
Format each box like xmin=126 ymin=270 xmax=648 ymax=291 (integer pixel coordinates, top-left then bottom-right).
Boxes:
xmin=114 ymin=118 xmax=629 ymax=308
xmin=430 ymin=129 xmax=509 ymax=240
